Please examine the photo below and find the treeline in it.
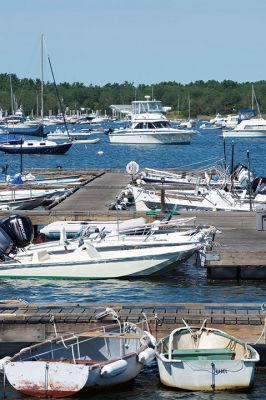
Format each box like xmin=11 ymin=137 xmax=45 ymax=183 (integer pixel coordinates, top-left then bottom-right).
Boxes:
xmin=1 ymin=73 xmax=266 ymax=118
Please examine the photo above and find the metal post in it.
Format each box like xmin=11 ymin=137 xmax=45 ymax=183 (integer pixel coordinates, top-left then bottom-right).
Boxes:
xmin=247 ymin=150 xmax=252 ymax=211
xmin=230 ymin=141 xmax=234 ymax=192
xmin=160 ymin=178 xmax=166 ymax=215
xmin=223 ymin=139 xmax=227 ymax=171
xmin=20 ymin=138 xmax=23 ymax=174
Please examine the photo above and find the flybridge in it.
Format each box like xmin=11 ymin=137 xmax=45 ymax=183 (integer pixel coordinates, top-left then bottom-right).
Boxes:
xmin=131 ymin=98 xmax=164 ymax=114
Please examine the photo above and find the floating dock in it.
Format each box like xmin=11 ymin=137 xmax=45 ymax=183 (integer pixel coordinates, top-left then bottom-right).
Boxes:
xmin=0 ymin=169 xmax=265 ymax=280
xmin=0 ymin=301 xmax=265 ymax=364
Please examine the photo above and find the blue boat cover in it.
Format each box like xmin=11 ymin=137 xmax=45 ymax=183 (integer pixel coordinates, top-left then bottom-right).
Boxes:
xmin=10 ymin=174 xmax=24 ymax=185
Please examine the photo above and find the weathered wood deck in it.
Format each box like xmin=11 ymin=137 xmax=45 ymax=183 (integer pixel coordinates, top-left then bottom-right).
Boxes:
xmin=52 ymin=170 xmax=131 ymax=212
xmin=0 ymin=301 xmax=265 ymax=363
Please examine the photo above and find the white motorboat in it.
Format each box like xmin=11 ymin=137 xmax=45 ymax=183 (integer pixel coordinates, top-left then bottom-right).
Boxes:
xmin=109 ymin=97 xmax=197 ymax=144
xmin=155 ymin=323 xmax=259 ymax=391
xmin=131 ymin=185 xmax=256 ymax=212
xmin=47 ymin=129 xmax=100 ymax=142
xmin=221 ymin=117 xmax=266 ymax=138
xmin=199 ymin=123 xmax=221 ymax=130
xmin=0 ymin=241 xmax=201 ymax=279
xmin=0 ymin=311 xmax=156 ymax=398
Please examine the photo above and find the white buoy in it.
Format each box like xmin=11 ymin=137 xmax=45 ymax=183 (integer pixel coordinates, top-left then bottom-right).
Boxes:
xmin=97 ymin=150 xmax=104 ymax=155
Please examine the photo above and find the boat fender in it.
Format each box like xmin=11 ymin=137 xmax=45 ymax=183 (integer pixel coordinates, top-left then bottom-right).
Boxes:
xmin=100 ymin=359 xmax=127 ymax=378
xmin=138 ymin=348 xmax=156 ymax=365
xmin=142 ymin=331 xmax=157 ymax=348
xmin=0 ymin=356 xmax=11 ymax=371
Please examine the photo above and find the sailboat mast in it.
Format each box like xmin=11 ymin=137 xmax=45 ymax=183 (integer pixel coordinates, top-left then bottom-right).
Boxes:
xmin=188 ymin=92 xmax=191 ymax=120
xmin=9 ymin=75 xmax=14 ymax=115
xmin=41 ymin=34 xmax=44 ymax=120
xmin=251 ymin=84 xmax=254 ymax=110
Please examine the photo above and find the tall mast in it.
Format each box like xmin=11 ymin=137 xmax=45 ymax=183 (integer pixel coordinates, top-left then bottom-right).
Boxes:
xmin=251 ymin=84 xmax=254 ymax=110
xmin=41 ymin=34 xmax=44 ymax=120
xmin=9 ymin=74 xmax=14 ymax=115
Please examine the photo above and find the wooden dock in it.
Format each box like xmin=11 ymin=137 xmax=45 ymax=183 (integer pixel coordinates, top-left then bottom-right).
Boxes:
xmin=0 ymin=301 xmax=265 ymax=363
xmin=51 ymin=170 xmax=131 ymax=212
xmin=0 ymin=169 xmax=265 ymax=279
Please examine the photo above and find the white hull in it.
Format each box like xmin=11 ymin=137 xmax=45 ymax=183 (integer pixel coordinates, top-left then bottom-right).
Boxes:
xmin=109 ymin=130 xmax=193 ymax=144
xmin=222 ymin=130 xmax=266 ymax=138
xmin=155 ymin=326 xmax=259 ymax=391
xmin=2 ymin=321 xmax=155 ymax=398
xmin=132 ymin=186 xmax=253 ymax=212
xmin=0 ymin=243 xmax=199 ymax=279
xmin=156 ymin=358 xmax=256 ymax=390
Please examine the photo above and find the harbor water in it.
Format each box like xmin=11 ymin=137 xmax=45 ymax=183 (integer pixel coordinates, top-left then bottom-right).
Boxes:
xmin=1 ymin=123 xmax=266 ymax=399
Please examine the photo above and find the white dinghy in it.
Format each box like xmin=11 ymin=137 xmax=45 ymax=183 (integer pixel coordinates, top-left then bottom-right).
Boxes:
xmin=155 ymin=321 xmax=259 ymax=391
xmin=0 ymin=309 xmax=156 ymax=398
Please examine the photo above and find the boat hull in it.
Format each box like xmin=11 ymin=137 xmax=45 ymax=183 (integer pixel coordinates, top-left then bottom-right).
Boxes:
xmin=221 ymin=130 xmax=266 ymax=138
xmin=0 ymin=244 xmax=198 ymax=279
xmin=2 ymin=322 xmax=154 ymax=398
xmin=109 ymin=130 xmax=192 ymax=144
xmin=6 ymin=124 xmax=46 ymax=137
xmin=155 ymin=326 xmax=259 ymax=391
xmin=0 ymin=142 xmax=72 ymax=154
xmin=156 ymin=358 xmax=257 ymax=390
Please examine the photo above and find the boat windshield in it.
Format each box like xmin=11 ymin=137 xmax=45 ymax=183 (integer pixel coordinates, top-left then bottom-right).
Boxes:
xmin=134 ymin=121 xmax=171 ymax=129
xmin=132 ymin=101 xmax=163 ymax=114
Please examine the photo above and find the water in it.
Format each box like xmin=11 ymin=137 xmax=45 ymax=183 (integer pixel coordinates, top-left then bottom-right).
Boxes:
xmin=1 ymin=123 xmax=266 ymax=398
xmin=2 ymin=122 xmax=266 ymax=175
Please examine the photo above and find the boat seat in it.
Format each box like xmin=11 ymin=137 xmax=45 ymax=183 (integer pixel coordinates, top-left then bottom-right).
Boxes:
xmin=32 ymin=250 xmax=50 ymax=263
xmin=164 ymin=348 xmax=235 ymax=361
xmin=72 ymin=244 xmax=101 ymax=259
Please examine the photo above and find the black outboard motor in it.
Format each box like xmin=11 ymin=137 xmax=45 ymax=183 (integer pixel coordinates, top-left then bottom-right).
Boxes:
xmin=0 ymin=215 xmax=33 ymax=260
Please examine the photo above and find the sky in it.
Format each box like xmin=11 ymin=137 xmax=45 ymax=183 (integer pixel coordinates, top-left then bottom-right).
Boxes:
xmin=1 ymin=0 xmax=266 ymax=86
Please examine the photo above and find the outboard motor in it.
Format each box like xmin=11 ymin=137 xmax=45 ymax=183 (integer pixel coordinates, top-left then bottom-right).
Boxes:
xmin=0 ymin=228 xmax=14 ymax=260
xmin=0 ymin=215 xmax=33 ymax=260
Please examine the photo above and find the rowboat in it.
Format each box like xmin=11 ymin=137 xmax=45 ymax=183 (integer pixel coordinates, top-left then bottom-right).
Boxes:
xmin=0 ymin=310 xmax=156 ymax=398
xmin=155 ymin=323 xmax=259 ymax=391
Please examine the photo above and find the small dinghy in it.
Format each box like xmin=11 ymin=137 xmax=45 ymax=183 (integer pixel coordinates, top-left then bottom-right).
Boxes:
xmin=155 ymin=321 xmax=259 ymax=391
xmin=0 ymin=310 xmax=156 ymax=398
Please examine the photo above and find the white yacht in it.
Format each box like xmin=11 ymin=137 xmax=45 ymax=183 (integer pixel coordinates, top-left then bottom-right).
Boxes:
xmin=108 ymin=97 xmax=198 ymax=144
xmin=221 ymin=117 xmax=266 ymax=138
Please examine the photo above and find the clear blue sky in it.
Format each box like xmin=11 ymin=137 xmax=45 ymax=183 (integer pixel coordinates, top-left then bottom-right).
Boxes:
xmin=1 ymin=0 xmax=266 ymax=86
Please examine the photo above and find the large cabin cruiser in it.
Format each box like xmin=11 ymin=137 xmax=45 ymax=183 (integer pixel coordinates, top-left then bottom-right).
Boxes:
xmin=109 ymin=97 xmax=198 ymax=144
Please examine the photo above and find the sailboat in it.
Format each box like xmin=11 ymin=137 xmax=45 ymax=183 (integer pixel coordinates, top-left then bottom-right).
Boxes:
xmin=0 ymin=139 xmax=72 ymax=155
xmin=0 ymin=35 xmax=72 ymax=155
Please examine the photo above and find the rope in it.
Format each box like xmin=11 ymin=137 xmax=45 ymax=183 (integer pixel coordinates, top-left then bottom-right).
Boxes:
xmin=2 ymin=365 xmax=6 ymax=399
xmin=253 ymin=317 xmax=266 ymax=345
xmin=21 ymin=316 xmax=157 ymax=361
